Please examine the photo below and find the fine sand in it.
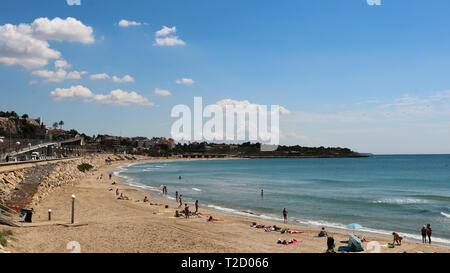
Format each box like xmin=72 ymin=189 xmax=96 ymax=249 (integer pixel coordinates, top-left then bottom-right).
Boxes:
xmin=5 ymin=158 xmax=450 ymax=253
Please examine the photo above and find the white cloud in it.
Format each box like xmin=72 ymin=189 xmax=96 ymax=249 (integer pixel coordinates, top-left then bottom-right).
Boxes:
xmin=66 ymin=0 xmax=81 ymax=6
xmin=90 ymin=73 xmax=110 ymax=80
xmin=118 ymin=19 xmax=145 ymax=27
xmin=154 ymin=36 xmax=186 ymax=46
xmin=153 ymin=26 xmax=185 ymax=46
xmin=66 ymin=70 xmax=87 ymax=79
xmin=216 ymin=99 xmax=290 ymax=115
xmin=176 ymin=78 xmax=195 ymax=85
xmin=32 ymin=68 xmax=87 ymax=83
xmin=54 ymin=59 xmax=71 ymax=69
xmin=112 ymin=75 xmax=135 ymax=83
xmin=154 ymin=88 xmax=172 ymax=96
xmin=50 ymin=85 xmax=93 ymax=100
xmin=0 ymin=24 xmax=61 ymax=68
xmin=50 ymin=86 xmax=155 ymax=107
xmin=155 ymin=26 xmax=176 ymax=37
xmin=31 ymin=17 xmax=94 ymax=44
xmin=92 ymin=89 xmax=155 ymax=106
xmin=0 ymin=17 xmax=94 ymax=68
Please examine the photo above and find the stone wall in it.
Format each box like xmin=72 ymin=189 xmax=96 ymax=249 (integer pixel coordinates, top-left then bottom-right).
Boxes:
xmin=0 ymin=170 xmax=25 ymax=203
xmin=0 ymin=154 xmax=126 ymax=208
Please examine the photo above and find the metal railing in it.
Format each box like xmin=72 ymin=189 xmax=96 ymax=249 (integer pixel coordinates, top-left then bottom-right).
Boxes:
xmin=0 ymin=201 xmax=21 ymax=227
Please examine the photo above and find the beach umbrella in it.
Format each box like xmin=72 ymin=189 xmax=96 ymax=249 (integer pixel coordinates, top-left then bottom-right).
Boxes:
xmin=346 ymin=223 xmax=362 ymax=233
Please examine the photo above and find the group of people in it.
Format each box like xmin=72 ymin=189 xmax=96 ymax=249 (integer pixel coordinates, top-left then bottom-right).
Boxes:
xmin=174 ymin=200 xmax=200 ymax=219
xmin=421 ymin=224 xmax=432 ymax=244
xmin=392 ymin=224 xmax=432 ymax=246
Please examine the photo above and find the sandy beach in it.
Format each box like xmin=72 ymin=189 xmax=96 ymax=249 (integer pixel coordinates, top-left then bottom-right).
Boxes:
xmin=3 ymin=157 xmax=449 ymax=253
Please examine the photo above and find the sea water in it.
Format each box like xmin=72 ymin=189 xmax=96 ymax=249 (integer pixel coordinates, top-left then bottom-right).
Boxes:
xmin=117 ymin=155 xmax=450 ymax=246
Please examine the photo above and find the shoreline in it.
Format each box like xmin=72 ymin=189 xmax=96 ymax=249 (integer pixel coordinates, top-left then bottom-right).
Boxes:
xmin=3 ymin=155 xmax=449 ymax=253
xmin=115 ymin=159 xmax=450 ymax=249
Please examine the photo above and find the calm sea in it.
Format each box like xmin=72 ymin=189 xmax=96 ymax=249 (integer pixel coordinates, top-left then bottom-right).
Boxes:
xmin=116 ymin=155 xmax=450 ymax=245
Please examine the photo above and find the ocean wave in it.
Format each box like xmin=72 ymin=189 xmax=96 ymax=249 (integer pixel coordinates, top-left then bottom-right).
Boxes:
xmin=372 ymin=198 xmax=428 ymax=205
xmin=207 ymin=204 xmax=280 ymax=221
xmin=441 ymin=212 xmax=450 ymax=218
xmin=411 ymin=195 xmax=450 ymax=202
xmin=192 ymin=188 xmax=202 ymax=192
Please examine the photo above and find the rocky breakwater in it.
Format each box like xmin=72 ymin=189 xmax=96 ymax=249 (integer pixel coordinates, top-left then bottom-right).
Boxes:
xmin=0 ymin=154 xmax=113 ymax=210
xmin=0 ymin=170 xmax=26 ymax=204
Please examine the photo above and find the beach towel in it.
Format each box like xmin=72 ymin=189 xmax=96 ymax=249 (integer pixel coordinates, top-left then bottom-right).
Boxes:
xmin=289 ymin=231 xmax=303 ymax=234
xmin=281 ymin=241 xmax=301 ymax=246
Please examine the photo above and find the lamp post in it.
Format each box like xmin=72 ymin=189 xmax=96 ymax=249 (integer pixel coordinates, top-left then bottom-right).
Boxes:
xmin=71 ymin=195 xmax=75 ymax=224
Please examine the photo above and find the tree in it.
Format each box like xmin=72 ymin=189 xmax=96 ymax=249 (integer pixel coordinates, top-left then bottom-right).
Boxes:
xmin=21 ymin=114 xmax=29 ymax=119
xmin=59 ymin=120 xmax=64 ymax=130
xmin=52 ymin=122 xmax=58 ymax=129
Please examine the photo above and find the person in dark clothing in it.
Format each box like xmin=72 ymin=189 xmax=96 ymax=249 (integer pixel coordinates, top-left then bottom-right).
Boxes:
xmin=421 ymin=226 xmax=427 ymax=243
xmin=326 ymin=236 xmax=335 ymax=253
xmin=426 ymin=224 xmax=432 ymax=244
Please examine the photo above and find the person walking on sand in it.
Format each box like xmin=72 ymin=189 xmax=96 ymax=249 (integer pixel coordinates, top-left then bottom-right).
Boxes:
xmin=421 ymin=226 xmax=427 ymax=243
xmin=283 ymin=208 xmax=288 ymax=224
xmin=426 ymin=224 xmax=432 ymax=244
xmin=178 ymin=195 xmax=183 ymax=208
xmin=195 ymin=200 xmax=199 ymax=214
xmin=109 ymin=173 xmax=112 ymax=180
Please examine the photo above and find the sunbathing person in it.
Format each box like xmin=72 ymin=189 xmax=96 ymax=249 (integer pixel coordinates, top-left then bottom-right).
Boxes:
xmin=143 ymin=196 xmax=148 ymax=202
xmin=392 ymin=232 xmax=403 ymax=245
xmin=118 ymin=193 xmax=124 ymax=200
xmin=318 ymin=227 xmax=328 ymax=237
xmin=174 ymin=210 xmax=181 ymax=218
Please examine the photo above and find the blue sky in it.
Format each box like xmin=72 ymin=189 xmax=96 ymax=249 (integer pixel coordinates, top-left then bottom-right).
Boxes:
xmin=1 ymin=0 xmax=450 ymax=154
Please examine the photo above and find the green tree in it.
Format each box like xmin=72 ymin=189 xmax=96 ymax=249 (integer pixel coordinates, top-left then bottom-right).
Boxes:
xmin=59 ymin=120 xmax=64 ymax=130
